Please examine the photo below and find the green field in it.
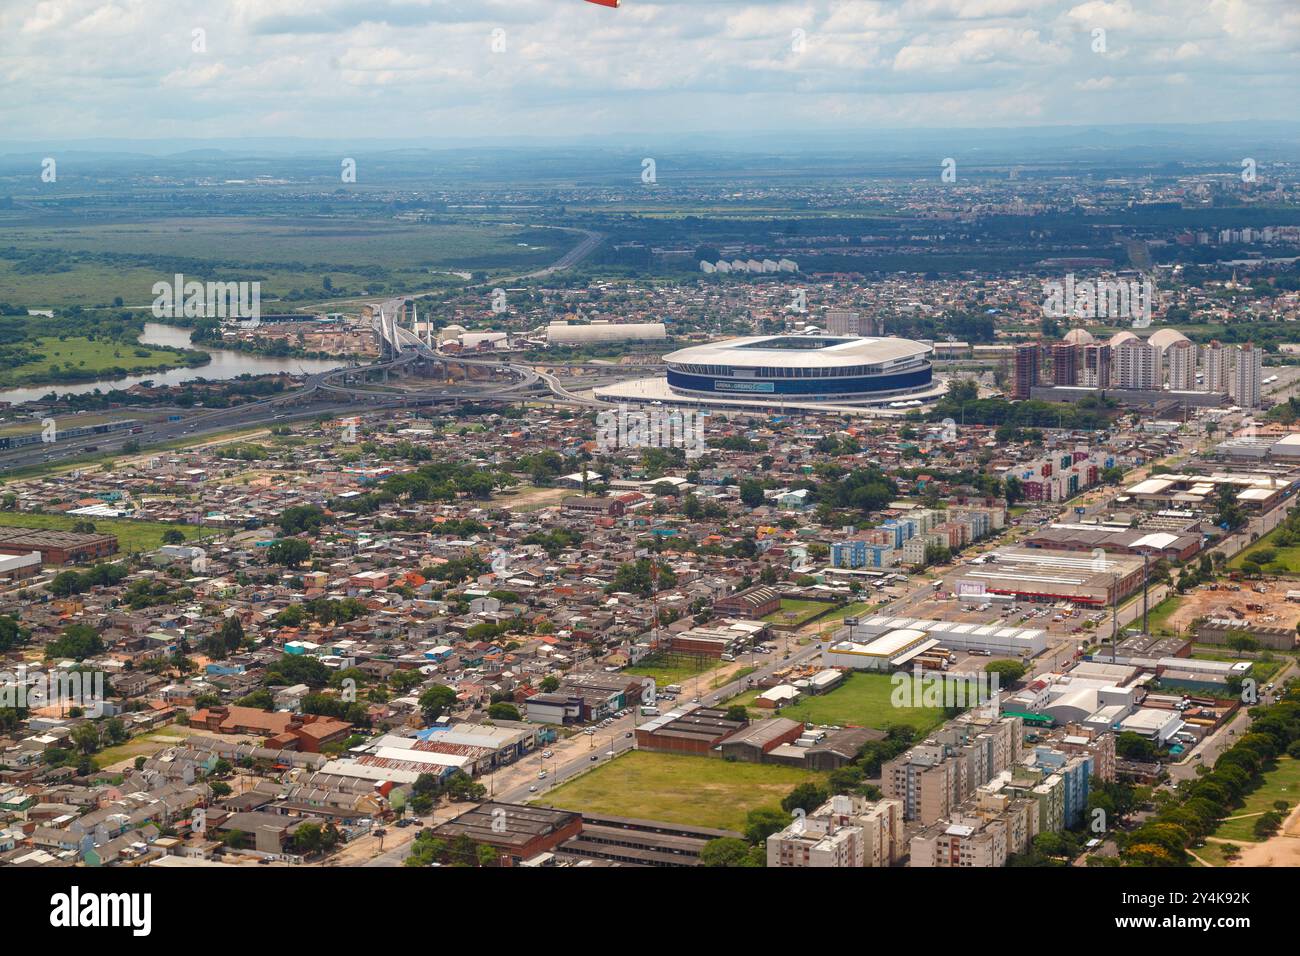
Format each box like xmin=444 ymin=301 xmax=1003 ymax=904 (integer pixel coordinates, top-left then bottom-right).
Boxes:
xmin=0 ymin=511 xmax=210 ymax=554
xmin=0 ymin=336 xmax=199 ymax=388
xmin=1229 ymin=525 xmax=1300 ymax=575
xmin=624 ymin=653 xmax=718 ymax=687
xmin=1145 ymin=595 xmax=1185 ymax=636
xmin=534 ymin=750 xmax=825 ymax=831
xmin=0 ymin=218 xmax=571 ymax=306
xmin=763 ymin=598 xmax=835 ymax=628
xmin=729 ymin=672 xmax=947 ymax=733
xmin=1207 ymin=756 xmax=1300 ymax=844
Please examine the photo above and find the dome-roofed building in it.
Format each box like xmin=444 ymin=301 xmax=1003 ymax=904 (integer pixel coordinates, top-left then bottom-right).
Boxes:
xmin=1148 ymin=328 xmax=1190 ymax=349
xmin=1108 ymin=330 xmax=1139 ymax=348
xmin=1062 ymin=328 xmax=1095 ymax=346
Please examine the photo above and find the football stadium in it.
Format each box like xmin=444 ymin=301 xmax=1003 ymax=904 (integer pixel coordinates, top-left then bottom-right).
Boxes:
xmin=592 ymin=334 xmax=946 ymax=414
xmin=663 ymin=335 xmax=934 ymax=402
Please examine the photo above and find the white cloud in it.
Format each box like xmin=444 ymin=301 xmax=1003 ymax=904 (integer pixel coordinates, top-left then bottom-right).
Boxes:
xmin=0 ymin=0 xmax=1295 ymax=139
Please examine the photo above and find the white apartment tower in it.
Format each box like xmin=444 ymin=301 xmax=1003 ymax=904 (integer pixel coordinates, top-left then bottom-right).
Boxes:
xmin=1166 ymin=340 xmax=1197 ymax=391
xmin=1230 ymin=343 xmax=1262 ymax=409
xmin=1112 ymin=338 xmax=1161 ymax=390
xmin=1202 ymin=340 xmax=1230 ymax=394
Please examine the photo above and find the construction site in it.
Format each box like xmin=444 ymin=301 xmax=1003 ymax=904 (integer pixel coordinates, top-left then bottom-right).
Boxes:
xmin=1155 ymin=580 xmax=1300 ymax=645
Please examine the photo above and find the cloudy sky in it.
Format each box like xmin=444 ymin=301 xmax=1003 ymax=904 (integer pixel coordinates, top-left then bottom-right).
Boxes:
xmin=1 ymin=0 xmax=1297 ymax=143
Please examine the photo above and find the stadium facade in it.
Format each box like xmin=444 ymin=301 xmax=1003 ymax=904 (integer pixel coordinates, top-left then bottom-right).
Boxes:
xmin=661 ymin=335 xmax=934 ymax=404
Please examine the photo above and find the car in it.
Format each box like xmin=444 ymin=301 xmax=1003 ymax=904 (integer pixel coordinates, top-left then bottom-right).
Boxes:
xmin=541 ymin=749 xmax=553 ymax=758
xmin=590 ymin=754 xmax=598 ymax=761
xmin=537 ymin=770 xmax=547 ymax=779
xmin=584 ymin=728 xmax=595 ymax=735
xmin=625 ymin=731 xmax=633 ymax=738
xmin=528 ymin=785 xmax=538 ymax=793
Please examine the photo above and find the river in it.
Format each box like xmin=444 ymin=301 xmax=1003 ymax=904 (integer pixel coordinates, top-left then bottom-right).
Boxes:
xmin=0 ymin=323 xmax=343 ymax=406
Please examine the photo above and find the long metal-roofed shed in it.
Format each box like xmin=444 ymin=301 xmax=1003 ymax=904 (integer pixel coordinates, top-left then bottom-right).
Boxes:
xmin=634 ymin=705 xmax=748 ymax=755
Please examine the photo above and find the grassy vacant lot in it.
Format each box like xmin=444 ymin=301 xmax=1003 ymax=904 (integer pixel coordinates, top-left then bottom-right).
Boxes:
xmin=0 ymin=511 xmax=209 ymax=554
xmin=0 ymin=336 xmax=195 ymax=388
xmin=1208 ymin=756 xmax=1300 ymax=845
xmin=1145 ymin=594 xmax=1184 ymax=635
xmin=817 ymin=600 xmax=881 ymax=626
xmin=94 ymin=726 xmax=192 ymax=770
xmin=624 ymin=653 xmax=717 ymax=687
xmin=763 ymin=598 xmax=835 ymax=628
xmin=731 ymin=672 xmax=946 ymax=734
xmin=1229 ymin=526 xmax=1300 ymax=574
xmin=535 ymin=751 xmax=825 ymax=831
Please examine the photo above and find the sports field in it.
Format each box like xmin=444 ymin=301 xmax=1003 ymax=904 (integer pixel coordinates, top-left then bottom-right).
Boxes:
xmin=534 ymin=750 xmax=825 ymax=831
xmin=762 ymin=598 xmax=835 ymax=627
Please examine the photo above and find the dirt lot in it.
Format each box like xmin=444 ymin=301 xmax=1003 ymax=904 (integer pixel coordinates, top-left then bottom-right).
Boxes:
xmin=496 ymin=485 xmax=569 ymax=513
xmin=1162 ymin=582 xmax=1300 ymax=636
xmin=1231 ymin=802 xmax=1300 ymax=866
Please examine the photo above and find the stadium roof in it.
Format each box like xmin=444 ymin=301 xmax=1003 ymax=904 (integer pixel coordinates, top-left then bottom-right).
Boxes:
xmin=664 ymin=335 xmax=930 ymax=368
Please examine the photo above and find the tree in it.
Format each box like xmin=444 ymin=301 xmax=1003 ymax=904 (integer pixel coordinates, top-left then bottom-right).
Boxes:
xmin=1004 ymin=475 xmax=1023 ymax=506
xmin=1116 ymin=731 xmax=1159 ymax=762
xmin=0 ymin=615 xmax=26 ymax=653
xmin=219 ymin=615 xmax=246 ymax=652
xmin=699 ymin=837 xmax=762 ymax=867
xmin=45 ymin=623 xmax=103 ymax=661
xmin=279 ymin=504 xmax=331 ymax=536
xmin=1215 ymin=483 xmax=1244 ymax=531
xmin=739 ymin=479 xmax=765 ymax=509
xmin=1225 ymin=631 xmax=1259 ymax=657
xmin=71 ymin=722 xmax=101 ymax=755
xmin=539 ymin=675 xmax=560 ymax=693
xmin=985 ymin=659 xmax=1027 ymax=684
xmin=292 ymin=823 xmax=326 ymax=855
xmin=488 ymin=701 xmax=521 ymax=721
xmin=744 ymin=808 xmax=788 ymax=845
xmin=268 ymin=538 xmax=312 ymax=568
xmin=725 ymin=704 xmax=749 ymax=722
xmin=419 ymin=685 xmax=459 ymax=723
xmin=161 ymin=529 xmax=187 ymax=545
xmin=781 ymin=782 xmax=829 ymax=815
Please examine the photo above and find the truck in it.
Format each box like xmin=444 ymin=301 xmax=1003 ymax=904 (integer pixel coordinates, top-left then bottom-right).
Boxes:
xmin=639 ymin=706 xmax=660 ymax=717
xmin=664 ymin=684 xmax=682 ymax=695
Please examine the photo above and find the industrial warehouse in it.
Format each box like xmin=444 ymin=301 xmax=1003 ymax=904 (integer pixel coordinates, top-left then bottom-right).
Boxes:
xmin=953 ymin=547 xmax=1148 ymax=607
xmin=826 ymin=616 xmax=1049 ymax=668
